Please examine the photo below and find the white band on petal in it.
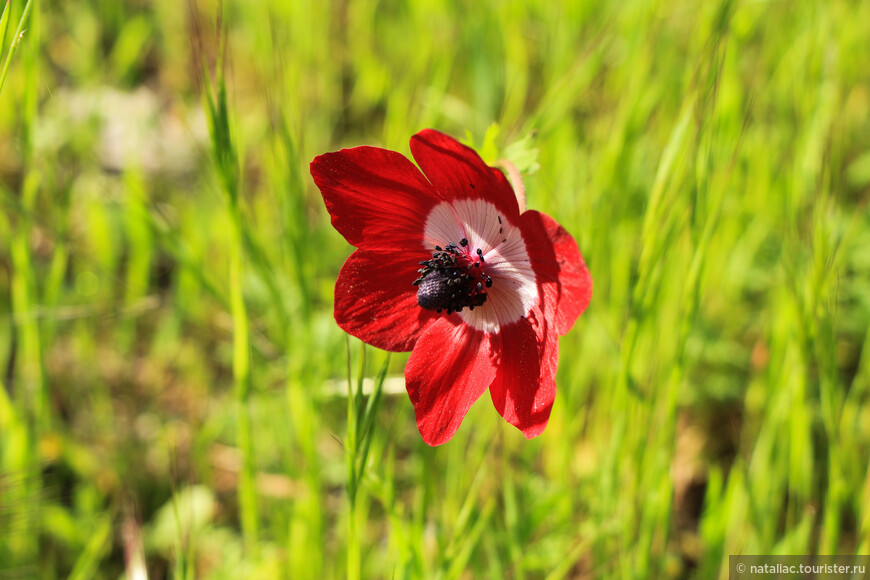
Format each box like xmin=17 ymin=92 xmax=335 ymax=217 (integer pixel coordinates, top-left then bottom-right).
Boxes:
xmin=423 ymin=200 xmax=537 ymax=333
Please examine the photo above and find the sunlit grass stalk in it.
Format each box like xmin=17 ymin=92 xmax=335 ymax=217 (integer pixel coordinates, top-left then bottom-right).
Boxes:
xmin=284 ymin=329 xmax=324 ymax=579
xmin=0 ymin=0 xmax=35 ymax=98
xmin=8 ymin=0 xmax=42 ymax=426
xmin=500 ymin=465 xmax=524 ymax=580
xmin=202 ymin=25 xmax=258 ymax=553
xmin=435 ymin=456 xmax=493 ymax=579
xmin=274 ymin=120 xmax=314 ymax=320
xmin=119 ymin=171 xmax=153 ymax=353
xmin=0 ymin=1 xmax=10 ymax=53
xmin=67 ymin=514 xmax=113 ymax=580
xmin=229 ymin=209 xmax=258 ymax=551
xmin=1 ymin=0 xmax=42 ymax=569
xmin=0 ymin=375 xmax=12 ymax=434
xmin=9 ymin=178 xmax=45 ymax=426
xmin=40 ymin=217 xmax=69 ymax=348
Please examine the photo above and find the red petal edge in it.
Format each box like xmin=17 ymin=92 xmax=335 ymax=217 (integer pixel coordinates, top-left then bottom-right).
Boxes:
xmin=335 ymin=249 xmax=438 ymax=352
xmin=520 ymin=210 xmax=592 ymax=336
xmin=488 ymin=304 xmax=559 ymax=439
xmin=310 ymin=146 xmax=441 ymax=251
xmin=409 ymin=129 xmax=520 ymax=222
xmin=405 ymin=317 xmax=497 ymax=446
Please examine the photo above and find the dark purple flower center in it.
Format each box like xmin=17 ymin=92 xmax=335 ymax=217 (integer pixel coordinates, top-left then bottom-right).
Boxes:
xmin=413 ymin=239 xmax=493 ymax=315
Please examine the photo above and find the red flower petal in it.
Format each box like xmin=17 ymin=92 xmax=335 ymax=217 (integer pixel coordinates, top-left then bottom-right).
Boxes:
xmin=410 ymin=129 xmax=521 ymax=222
xmin=488 ymin=307 xmax=559 ymax=439
xmin=405 ymin=318 xmax=497 ymax=446
xmin=310 ymin=146 xmax=441 ymax=251
xmin=335 ymin=249 xmax=439 ymax=352
xmin=520 ymin=210 xmax=592 ymax=336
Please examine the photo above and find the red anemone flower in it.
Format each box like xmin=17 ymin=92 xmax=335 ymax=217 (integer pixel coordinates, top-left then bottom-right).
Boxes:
xmin=310 ymin=129 xmax=592 ymax=446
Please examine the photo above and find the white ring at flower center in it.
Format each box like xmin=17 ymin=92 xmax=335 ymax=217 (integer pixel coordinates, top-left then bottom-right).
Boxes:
xmin=422 ymin=199 xmax=537 ymax=333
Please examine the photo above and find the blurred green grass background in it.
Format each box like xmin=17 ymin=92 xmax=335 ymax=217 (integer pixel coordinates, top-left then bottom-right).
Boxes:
xmin=1 ymin=0 xmax=869 ymax=578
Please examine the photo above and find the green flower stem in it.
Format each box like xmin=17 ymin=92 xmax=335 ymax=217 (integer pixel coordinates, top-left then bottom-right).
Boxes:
xmin=344 ymin=338 xmax=389 ymax=580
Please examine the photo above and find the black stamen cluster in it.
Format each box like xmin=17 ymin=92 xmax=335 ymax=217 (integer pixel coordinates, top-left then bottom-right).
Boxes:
xmin=413 ymin=240 xmax=493 ymax=314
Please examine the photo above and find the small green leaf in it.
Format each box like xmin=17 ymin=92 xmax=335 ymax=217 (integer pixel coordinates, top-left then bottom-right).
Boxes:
xmin=0 ymin=0 xmax=11 ymax=56
xmin=502 ymin=130 xmax=540 ymax=175
xmin=479 ymin=122 xmax=501 ymax=164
